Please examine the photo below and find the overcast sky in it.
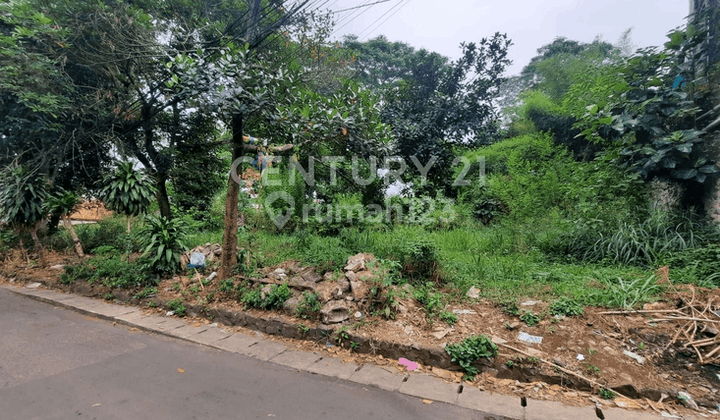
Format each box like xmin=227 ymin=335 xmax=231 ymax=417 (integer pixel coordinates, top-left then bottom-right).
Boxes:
xmin=323 ymin=0 xmax=691 ymax=75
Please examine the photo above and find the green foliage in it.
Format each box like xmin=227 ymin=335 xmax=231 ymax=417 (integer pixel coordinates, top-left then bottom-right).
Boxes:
xmin=219 ymin=279 xmax=235 ymax=293
xmin=400 ymin=238 xmax=439 ymax=281
xmin=519 ymin=309 xmax=540 ymax=327
xmin=100 ymin=162 xmax=156 ymax=219
xmin=74 ymin=217 xmax=141 ymax=254
xmin=604 ymin=275 xmax=661 ymax=310
xmin=136 ymin=215 xmax=188 ymax=275
xmin=0 ymin=165 xmax=49 ymax=228
xmin=549 ymin=297 xmax=584 ymax=317
xmin=661 ymin=243 xmax=720 ymax=287
xmin=61 ymin=255 xmax=153 ymax=289
xmin=166 ymin=298 xmax=186 ymax=317
xmin=239 ymin=283 xmax=292 ymax=310
xmin=44 ymin=189 xmax=80 ymax=218
xmin=296 ymin=291 xmax=322 ymax=318
xmin=439 ymin=311 xmax=457 ymax=326
xmin=599 ymin=388 xmax=616 ymax=400
xmin=445 ymin=335 xmax=498 ymax=380
xmin=134 ymin=287 xmax=157 ymax=299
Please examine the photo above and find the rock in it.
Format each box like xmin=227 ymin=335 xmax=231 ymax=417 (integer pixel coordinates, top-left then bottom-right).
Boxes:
xmin=466 ymin=286 xmax=480 ymax=299
xmin=610 ymin=384 xmax=641 ymax=399
xmin=320 ymin=301 xmax=351 ymax=324
xmin=452 ymin=309 xmax=477 ymax=315
xmin=323 ymin=272 xmax=335 ymax=282
xmin=431 ymin=328 xmax=452 ymax=340
xmin=507 ymin=321 xmax=521 ymax=330
xmin=288 ymin=276 xmax=316 ymax=291
xmin=623 ymin=350 xmax=646 ymax=365
xmin=344 ymin=253 xmax=375 ymax=272
xmin=703 ymin=326 xmax=718 ymax=336
xmin=314 ymin=281 xmax=349 ymax=302
xmin=300 ymin=270 xmax=323 ymax=283
xmin=431 ymin=367 xmax=456 ymax=381
xmin=273 ymin=268 xmax=286 ymax=275
xmin=482 ymin=367 xmax=499 ymax=377
xmin=283 ymin=296 xmax=302 ymax=314
xmin=260 ymin=285 xmax=273 ymax=300
xmin=525 ymin=348 xmax=543 ymax=358
xmin=349 ymin=279 xmax=370 ymax=301
xmin=491 ymin=336 xmax=507 ymax=345
xmin=354 ymin=311 xmax=363 ymax=319
xmin=26 ymin=282 xmax=42 ymax=289
xmin=49 ymin=264 xmax=64 ymax=270
xmin=552 ymin=358 xmax=565 ymax=368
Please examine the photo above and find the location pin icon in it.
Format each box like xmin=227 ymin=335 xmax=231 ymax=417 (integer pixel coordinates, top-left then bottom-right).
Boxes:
xmin=264 ymin=191 xmax=295 ymax=230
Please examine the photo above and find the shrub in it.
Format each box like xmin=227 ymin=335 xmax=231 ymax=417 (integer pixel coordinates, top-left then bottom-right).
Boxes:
xmin=136 ymin=215 xmax=188 ymax=275
xmin=166 ymin=298 xmax=186 ymax=316
xmin=446 ymin=335 xmax=499 ymax=380
xmin=296 ymin=291 xmax=322 ymax=318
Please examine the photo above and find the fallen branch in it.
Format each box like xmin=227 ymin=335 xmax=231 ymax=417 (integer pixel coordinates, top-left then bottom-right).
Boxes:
xmin=649 ymin=317 xmax=720 ymax=323
xmin=597 ymin=309 xmax=680 ymax=315
xmin=498 ymin=343 xmax=631 ymax=400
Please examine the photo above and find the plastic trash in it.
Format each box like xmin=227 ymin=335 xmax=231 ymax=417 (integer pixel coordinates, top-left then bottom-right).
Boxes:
xmin=518 ymin=332 xmax=543 ymax=344
xmin=188 ymin=252 xmax=206 ymax=268
xmin=576 ymin=354 xmax=585 ymax=361
xmin=399 ymin=358 xmax=419 ymax=371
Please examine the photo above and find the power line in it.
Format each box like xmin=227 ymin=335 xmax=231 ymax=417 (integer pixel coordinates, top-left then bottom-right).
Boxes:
xmin=332 ymin=0 xmax=391 ymax=14
xmin=359 ymin=0 xmax=410 ymax=40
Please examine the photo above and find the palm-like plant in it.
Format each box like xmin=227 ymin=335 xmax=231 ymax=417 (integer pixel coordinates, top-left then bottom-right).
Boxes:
xmin=45 ymin=189 xmax=84 ymax=257
xmin=0 ymin=165 xmax=49 ymax=266
xmin=100 ymin=162 xmax=156 ymax=233
xmin=137 ymin=215 xmax=188 ymax=275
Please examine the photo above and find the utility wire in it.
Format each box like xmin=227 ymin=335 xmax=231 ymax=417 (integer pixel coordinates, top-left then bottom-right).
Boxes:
xmin=332 ymin=0 xmax=391 ymax=14
xmin=359 ymin=0 xmax=410 ymax=40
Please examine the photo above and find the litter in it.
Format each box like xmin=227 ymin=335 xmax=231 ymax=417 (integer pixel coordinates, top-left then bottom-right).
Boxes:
xmin=187 ymin=252 xmax=206 ymax=268
xmin=453 ymin=309 xmax=477 ymax=315
xmin=576 ymin=354 xmax=585 ymax=361
xmin=518 ymin=332 xmax=543 ymax=344
xmin=399 ymin=358 xmax=419 ymax=371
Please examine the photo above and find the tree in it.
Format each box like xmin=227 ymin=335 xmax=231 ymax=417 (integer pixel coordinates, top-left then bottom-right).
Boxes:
xmin=0 ymin=165 xmax=50 ymax=266
xmin=45 ymin=189 xmax=84 ymax=257
xmin=100 ymin=162 xmax=156 ymax=233
xmin=346 ymin=34 xmax=512 ymax=194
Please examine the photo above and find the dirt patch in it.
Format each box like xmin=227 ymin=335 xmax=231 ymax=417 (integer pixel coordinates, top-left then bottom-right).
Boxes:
xmin=2 ymin=250 xmax=719 ymax=418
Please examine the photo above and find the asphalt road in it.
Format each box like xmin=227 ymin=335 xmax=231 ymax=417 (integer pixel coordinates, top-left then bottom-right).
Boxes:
xmin=0 ymin=288 xmax=498 ymax=420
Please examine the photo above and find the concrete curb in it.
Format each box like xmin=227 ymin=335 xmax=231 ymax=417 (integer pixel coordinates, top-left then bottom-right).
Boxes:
xmin=2 ymin=283 xmax=685 ymax=420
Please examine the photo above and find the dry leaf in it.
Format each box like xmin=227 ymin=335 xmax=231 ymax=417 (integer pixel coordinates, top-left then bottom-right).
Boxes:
xmin=177 ymin=368 xmax=185 ymax=373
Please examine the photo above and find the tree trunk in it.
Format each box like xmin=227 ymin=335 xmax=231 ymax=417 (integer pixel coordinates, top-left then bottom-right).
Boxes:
xmin=29 ymin=225 xmax=46 ymax=267
xmin=219 ymin=113 xmax=245 ymax=280
xmin=62 ymin=215 xmax=84 ymax=258
xmin=156 ymin=172 xmax=172 ymax=219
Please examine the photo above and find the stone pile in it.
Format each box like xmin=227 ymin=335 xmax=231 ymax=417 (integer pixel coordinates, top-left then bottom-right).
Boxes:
xmin=246 ymin=253 xmax=380 ymax=325
xmin=180 ymin=243 xmax=222 ymax=267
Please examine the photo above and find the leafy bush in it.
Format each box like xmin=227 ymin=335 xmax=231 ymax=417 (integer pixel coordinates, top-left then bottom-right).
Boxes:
xmin=166 ymin=298 xmax=186 ymax=316
xmin=239 ymin=283 xmax=292 ymax=310
xmin=400 ymin=238 xmax=439 ymax=281
xmin=61 ymin=255 xmax=154 ymax=289
xmin=75 ymin=216 xmax=140 ymax=254
xmin=446 ymin=335 xmax=498 ymax=380
xmin=136 ymin=215 xmax=188 ymax=275
xmin=604 ymin=275 xmax=661 ymax=309
xmin=296 ymin=291 xmax=322 ymax=318
xmin=549 ymin=296 xmax=584 ymax=317
xmin=520 ymin=309 xmax=540 ymax=326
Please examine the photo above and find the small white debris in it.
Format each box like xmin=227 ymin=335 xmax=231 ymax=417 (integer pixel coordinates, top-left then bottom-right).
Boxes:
xmin=166 ymin=311 xmax=175 ymax=316
xmin=518 ymin=332 xmax=543 ymax=344
xmin=452 ymin=309 xmax=477 ymax=315
xmin=521 ymin=300 xmax=543 ymax=306
xmin=576 ymin=354 xmax=585 ymax=361
xmin=206 ymin=272 xmax=217 ymax=282
xmin=49 ymin=264 xmax=64 ymax=270
xmin=26 ymin=282 xmax=42 ymax=289
xmin=623 ymin=350 xmax=646 ymax=365
xmin=466 ymin=286 xmax=480 ymax=299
